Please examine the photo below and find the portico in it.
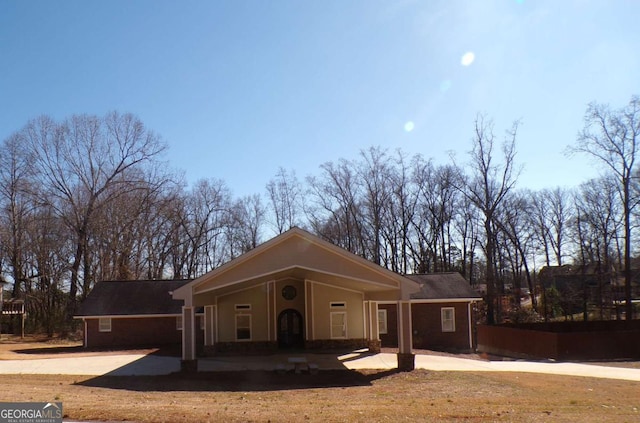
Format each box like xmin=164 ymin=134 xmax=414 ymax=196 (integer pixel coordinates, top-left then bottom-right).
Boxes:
xmin=172 ymin=228 xmax=419 ymax=371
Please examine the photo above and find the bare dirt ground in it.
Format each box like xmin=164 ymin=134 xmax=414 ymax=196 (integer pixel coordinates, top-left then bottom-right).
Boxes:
xmin=1 ymin=336 xmax=639 ymax=422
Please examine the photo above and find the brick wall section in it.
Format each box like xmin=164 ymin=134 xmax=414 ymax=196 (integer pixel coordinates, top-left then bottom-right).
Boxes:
xmin=478 ymin=320 xmax=640 ymax=360
xmin=379 ymin=302 xmax=474 ymax=352
xmin=411 ymin=302 xmax=472 ymax=351
xmin=379 ymin=304 xmax=398 ymax=347
xmin=85 ymin=316 xmax=204 ymax=348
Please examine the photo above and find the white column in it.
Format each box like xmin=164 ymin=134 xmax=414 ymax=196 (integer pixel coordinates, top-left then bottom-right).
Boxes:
xmin=468 ymin=302 xmax=474 ymax=350
xmin=369 ymin=301 xmax=379 ymax=341
xmin=204 ymin=305 xmax=216 ymax=347
xmin=397 ymin=301 xmax=413 ymax=354
xmin=182 ymin=306 xmax=196 ymax=361
xmin=396 ymin=301 xmax=415 ymax=371
xmin=363 ymin=301 xmax=369 ymax=339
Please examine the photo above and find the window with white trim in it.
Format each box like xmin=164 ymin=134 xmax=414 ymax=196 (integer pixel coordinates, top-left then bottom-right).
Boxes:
xmin=330 ymin=311 xmax=347 ymax=339
xmin=98 ymin=318 xmax=111 ymax=332
xmin=441 ymin=307 xmax=455 ymax=332
xmin=378 ymin=309 xmax=388 ymax=335
xmin=236 ymin=314 xmax=251 ymax=341
xmin=176 ymin=315 xmax=183 ymax=331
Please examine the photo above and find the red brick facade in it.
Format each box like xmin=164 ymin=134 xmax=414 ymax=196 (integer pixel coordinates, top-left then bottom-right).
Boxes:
xmin=478 ymin=320 xmax=640 ymax=360
xmin=84 ymin=316 xmax=204 ymax=348
xmin=379 ymin=302 xmax=475 ymax=352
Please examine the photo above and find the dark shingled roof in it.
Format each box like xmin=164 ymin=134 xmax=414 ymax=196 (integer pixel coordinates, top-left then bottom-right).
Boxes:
xmin=406 ymin=273 xmax=481 ymax=300
xmin=76 ymin=280 xmax=192 ymax=316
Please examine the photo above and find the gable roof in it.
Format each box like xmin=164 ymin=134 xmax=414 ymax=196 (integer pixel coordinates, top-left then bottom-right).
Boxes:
xmin=173 ymin=227 xmax=420 ymax=300
xmin=76 ymin=280 xmax=192 ymax=317
xmin=406 ymin=273 xmax=481 ymax=300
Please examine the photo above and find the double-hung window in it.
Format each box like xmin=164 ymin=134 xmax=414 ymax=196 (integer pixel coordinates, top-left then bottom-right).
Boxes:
xmin=98 ymin=318 xmax=112 ymax=332
xmin=441 ymin=307 xmax=455 ymax=332
xmin=236 ymin=314 xmax=251 ymax=341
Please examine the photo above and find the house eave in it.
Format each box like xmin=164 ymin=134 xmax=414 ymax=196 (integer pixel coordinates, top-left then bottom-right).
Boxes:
xmin=376 ymin=298 xmax=482 ymax=304
xmin=74 ymin=312 xmax=204 ymax=320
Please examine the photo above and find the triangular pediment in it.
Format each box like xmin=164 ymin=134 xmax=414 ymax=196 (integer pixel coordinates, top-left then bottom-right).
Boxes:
xmin=174 ymin=228 xmax=413 ymax=298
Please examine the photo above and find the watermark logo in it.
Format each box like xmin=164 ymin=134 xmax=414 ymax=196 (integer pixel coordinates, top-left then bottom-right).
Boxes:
xmin=0 ymin=402 xmax=62 ymax=423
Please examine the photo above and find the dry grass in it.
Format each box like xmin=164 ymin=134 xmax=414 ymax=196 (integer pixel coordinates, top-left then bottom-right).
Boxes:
xmin=1 ymin=371 xmax=639 ymax=422
xmin=1 ymin=336 xmax=639 ymax=422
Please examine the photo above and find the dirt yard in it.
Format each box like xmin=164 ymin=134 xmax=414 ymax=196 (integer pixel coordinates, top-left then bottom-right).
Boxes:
xmin=1 ymin=336 xmax=639 ymax=422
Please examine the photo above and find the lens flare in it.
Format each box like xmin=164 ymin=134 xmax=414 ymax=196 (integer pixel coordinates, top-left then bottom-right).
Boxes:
xmin=404 ymin=121 xmax=415 ymax=132
xmin=461 ymin=52 xmax=475 ymax=66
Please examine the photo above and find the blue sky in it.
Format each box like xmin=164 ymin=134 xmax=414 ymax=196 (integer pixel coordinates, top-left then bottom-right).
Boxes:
xmin=1 ymin=0 xmax=639 ymax=197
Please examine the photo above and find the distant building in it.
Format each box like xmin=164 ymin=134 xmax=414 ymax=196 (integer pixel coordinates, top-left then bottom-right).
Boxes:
xmin=539 ymin=264 xmax=616 ymax=317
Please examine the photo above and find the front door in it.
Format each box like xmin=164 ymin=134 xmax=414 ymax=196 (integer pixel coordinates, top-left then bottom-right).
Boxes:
xmin=278 ymin=309 xmax=304 ymax=349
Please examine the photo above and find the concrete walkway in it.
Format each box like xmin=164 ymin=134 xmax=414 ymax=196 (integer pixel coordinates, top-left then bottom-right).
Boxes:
xmin=198 ymin=351 xmax=640 ymax=382
xmin=0 ymin=351 xmax=639 ymax=381
xmin=0 ymin=354 xmax=181 ymax=376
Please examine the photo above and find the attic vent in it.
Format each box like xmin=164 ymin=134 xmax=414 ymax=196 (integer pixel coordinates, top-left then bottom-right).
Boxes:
xmin=235 ymin=304 xmax=251 ymax=311
xmin=330 ymin=302 xmax=346 ymax=309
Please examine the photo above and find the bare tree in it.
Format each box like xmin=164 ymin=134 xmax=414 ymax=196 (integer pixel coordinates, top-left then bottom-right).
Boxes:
xmin=358 ymin=147 xmax=393 ymax=265
xmin=453 ymin=192 xmax=480 ymax=282
xmin=571 ymin=95 xmax=640 ymax=319
xmin=412 ymin=159 xmax=460 ymax=273
xmin=176 ymin=178 xmax=232 ymax=277
xmin=497 ymin=190 xmax=538 ymax=311
xmin=26 ymin=204 xmax=70 ymax=335
xmin=140 ymin=183 xmax=184 ymax=280
xmin=23 ymin=112 xmax=166 ymax=320
xmin=306 ymin=159 xmax=366 ymax=256
xmin=531 ymin=188 xmax=572 ymax=267
xmin=457 ymin=115 xmax=521 ymax=324
xmin=380 ymin=150 xmax=418 ymax=273
xmin=572 ymin=177 xmax=622 ymax=319
xmin=547 ymin=188 xmax=572 ymax=266
xmin=91 ymin=168 xmax=175 ymax=281
xmin=228 ymin=194 xmax=266 ymax=256
xmin=266 ymin=167 xmax=301 ymax=234
xmin=0 ymin=133 xmax=36 ymax=298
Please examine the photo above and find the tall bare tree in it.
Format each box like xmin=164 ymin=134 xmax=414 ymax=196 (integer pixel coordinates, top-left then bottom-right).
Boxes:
xmin=458 ymin=115 xmax=520 ymax=324
xmin=266 ymin=167 xmax=301 ymax=234
xmin=0 ymin=133 xmax=36 ymax=298
xmin=23 ymin=112 xmax=166 ymax=320
xmin=571 ymin=95 xmax=640 ymax=319
xmin=358 ymin=147 xmax=393 ymax=265
xmin=572 ymin=177 xmax=622 ymax=318
xmin=307 ymin=159 xmax=366 ymax=256
xmin=497 ymin=190 xmax=538 ymax=311
xmin=380 ymin=150 xmax=418 ymax=273
xmin=228 ymin=194 xmax=265 ymax=256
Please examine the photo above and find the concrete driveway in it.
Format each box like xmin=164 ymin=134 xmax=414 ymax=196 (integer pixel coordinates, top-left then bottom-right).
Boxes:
xmin=198 ymin=351 xmax=640 ymax=382
xmin=0 ymin=351 xmax=639 ymax=381
xmin=0 ymin=354 xmax=181 ymax=376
